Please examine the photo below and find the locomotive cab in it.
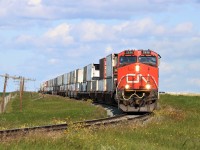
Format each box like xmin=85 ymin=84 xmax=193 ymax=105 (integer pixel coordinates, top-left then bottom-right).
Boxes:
xmin=115 ymin=49 xmax=161 ymax=112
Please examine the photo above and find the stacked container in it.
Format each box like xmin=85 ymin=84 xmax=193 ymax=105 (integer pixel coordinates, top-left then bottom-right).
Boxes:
xmin=57 ymin=75 xmax=63 ymax=86
xmin=42 ymin=52 xmax=119 ymax=98
xmin=67 ymin=73 xmax=70 ymax=84
xmin=66 ymin=69 xmax=84 ymax=97
xmin=99 ymin=58 xmax=107 ymax=92
xmin=81 ymin=82 xmax=87 ymax=92
xmin=85 ymin=64 xmax=100 ymax=92
xmin=50 ymin=79 xmax=54 ymax=92
xmin=86 ymin=64 xmax=100 ymax=81
xmin=60 ymin=85 xmax=64 ymax=92
xmin=87 ymin=81 xmax=92 ymax=91
xmin=75 ymin=69 xmax=83 ymax=96
xmin=83 ymin=66 xmax=87 ymax=82
xmin=99 ymin=58 xmax=106 ymax=79
xmin=98 ymin=79 xmax=107 ymax=91
xmin=92 ymin=80 xmax=98 ymax=91
xmin=76 ymin=69 xmax=83 ymax=83
xmin=70 ymin=71 xmax=76 ymax=84
xmin=106 ymin=54 xmax=118 ymax=92
xmin=63 ymin=73 xmax=68 ymax=85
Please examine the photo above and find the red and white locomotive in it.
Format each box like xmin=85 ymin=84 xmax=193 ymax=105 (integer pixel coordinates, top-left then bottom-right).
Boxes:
xmin=115 ymin=50 xmax=161 ymax=112
xmin=41 ymin=49 xmax=161 ymax=112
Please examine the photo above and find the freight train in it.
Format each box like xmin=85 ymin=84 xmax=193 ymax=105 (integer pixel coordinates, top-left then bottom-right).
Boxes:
xmin=40 ymin=49 xmax=161 ymax=112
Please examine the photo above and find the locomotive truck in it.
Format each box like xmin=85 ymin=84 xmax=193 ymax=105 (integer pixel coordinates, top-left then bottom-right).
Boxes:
xmin=41 ymin=49 xmax=161 ymax=112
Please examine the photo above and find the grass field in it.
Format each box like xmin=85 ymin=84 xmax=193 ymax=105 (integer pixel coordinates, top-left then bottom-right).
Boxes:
xmin=0 ymin=92 xmax=10 ymax=96
xmin=0 ymin=92 xmax=10 ymax=103
xmin=1 ymin=94 xmax=200 ymax=150
xmin=0 ymin=92 xmax=107 ymax=129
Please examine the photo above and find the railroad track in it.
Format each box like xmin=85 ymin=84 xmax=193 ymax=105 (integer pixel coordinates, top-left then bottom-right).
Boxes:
xmin=0 ymin=113 xmax=151 ymax=137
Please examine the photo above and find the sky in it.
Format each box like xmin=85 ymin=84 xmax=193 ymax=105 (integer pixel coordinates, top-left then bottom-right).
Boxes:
xmin=0 ymin=0 xmax=200 ymax=93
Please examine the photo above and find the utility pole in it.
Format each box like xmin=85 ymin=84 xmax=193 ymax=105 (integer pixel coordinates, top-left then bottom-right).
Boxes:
xmin=21 ymin=77 xmax=25 ymax=96
xmin=0 ymin=74 xmax=20 ymax=113
xmin=19 ymin=77 xmax=35 ymax=112
xmin=19 ymin=77 xmax=23 ymax=112
xmin=1 ymin=74 xmax=8 ymax=113
xmin=0 ymin=74 xmax=35 ymax=113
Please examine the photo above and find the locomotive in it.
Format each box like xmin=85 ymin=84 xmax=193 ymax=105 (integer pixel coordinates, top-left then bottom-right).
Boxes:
xmin=41 ymin=49 xmax=161 ymax=112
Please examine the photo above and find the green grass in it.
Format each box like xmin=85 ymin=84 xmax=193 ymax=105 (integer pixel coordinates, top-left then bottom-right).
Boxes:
xmin=0 ymin=92 xmax=10 ymax=96
xmin=0 ymin=92 xmax=10 ymax=103
xmin=0 ymin=92 xmax=107 ymax=129
xmin=1 ymin=94 xmax=200 ymax=150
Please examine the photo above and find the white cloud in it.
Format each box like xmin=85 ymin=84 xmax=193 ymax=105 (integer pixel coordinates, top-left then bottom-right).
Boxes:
xmin=64 ymin=45 xmax=92 ymax=58
xmin=188 ymin=62 xmax=200 ymax=71
xmin=160 ymin=62 xmax=175 ymax=74
xmin=43 ymin=23 xmax=74 ymax=46
xmin=188 ymin=79 xmax=200 ymax=87
xmin=173 ymin=22 xmax=193 ymax=34
xmin=105 ymin=46 xmax=113 ymax=54
xmin=0 ymin=8 xmax=7 ymax=17
xmin=114 ymin=18 xmax=166 ymax=38
xmin=191 ymin=37 xmax=200 ymax=43
xmin=15 ymin=35 xmax=34 ymax=43
xmin=75 ymin=21 xmax=108 ymax=42
xmin=8 ymin=18 xmax=200 ymax=61
xmin=48 ymin=58 xmax=59 ymax=65
xmin=27 ymin=0 xmax=42 ymax=6
xmin=0 ymin=0 xmax=195 ymax=21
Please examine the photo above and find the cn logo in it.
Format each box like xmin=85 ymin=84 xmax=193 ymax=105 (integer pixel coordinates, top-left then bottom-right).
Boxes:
xmin=126 ymin=74 xmax=148 ymax=84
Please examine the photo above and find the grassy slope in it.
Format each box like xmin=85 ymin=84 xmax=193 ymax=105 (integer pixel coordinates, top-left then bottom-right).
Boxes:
xmin=0 ymin=92 xmax=10 ymax=96
xmin=1 ymin=94 xmax=200 ymax=150
xmin=0 ymin=92 xmax=10 ymax=103
xmin=0 ymin=92 xmax=107 ymax=129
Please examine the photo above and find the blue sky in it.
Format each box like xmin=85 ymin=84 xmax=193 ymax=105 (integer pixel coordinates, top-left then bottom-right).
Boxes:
xmin=0 ymin=0 xmax=200 ymax=93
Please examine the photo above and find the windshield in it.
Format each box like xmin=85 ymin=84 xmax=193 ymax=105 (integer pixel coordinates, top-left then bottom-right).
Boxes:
xmin=138 ymin=56 xmax=157 ymax=66
xmin=120 ymin=56 xmax=137 ymax=65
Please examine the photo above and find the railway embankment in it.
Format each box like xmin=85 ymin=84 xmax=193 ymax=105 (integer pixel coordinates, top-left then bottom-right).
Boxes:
xmin=1 ymin=93 xmax=200 ymax=149
xmin=0 ymin=92 xmax=107 ymax=130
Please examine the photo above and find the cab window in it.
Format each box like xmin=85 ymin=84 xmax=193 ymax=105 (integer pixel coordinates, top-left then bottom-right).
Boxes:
xmin=138 ymin=56 xmax=157 ymax=66
xmin=120 ymin=56 xmax=137 ymax=65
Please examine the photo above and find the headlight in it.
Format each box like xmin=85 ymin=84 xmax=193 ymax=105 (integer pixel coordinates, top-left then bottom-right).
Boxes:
xmin=135 ymin=65 xmax=140 ymax=72
xmin=125 ymin=84 xmax=130 ymax=90
xmin=145 ymin=84 xmax=151 ymax=90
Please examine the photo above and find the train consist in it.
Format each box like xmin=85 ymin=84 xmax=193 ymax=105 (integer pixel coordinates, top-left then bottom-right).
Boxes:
xmin=40 ymin=49 xmax=161 ymax=112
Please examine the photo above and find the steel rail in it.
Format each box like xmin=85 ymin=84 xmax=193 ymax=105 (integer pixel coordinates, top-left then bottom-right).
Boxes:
xmin=0 ymin=113 xmax=151 ymax=137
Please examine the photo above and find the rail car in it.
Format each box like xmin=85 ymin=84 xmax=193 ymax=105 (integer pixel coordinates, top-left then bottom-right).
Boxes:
xmin=40 ymin=49 xmax=161 ymax=112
